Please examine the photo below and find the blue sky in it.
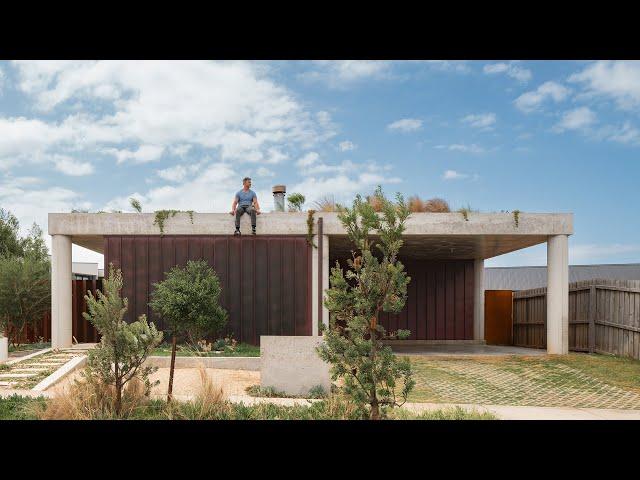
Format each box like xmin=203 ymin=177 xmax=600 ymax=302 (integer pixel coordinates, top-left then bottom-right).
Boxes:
xmin=1 ymin=60 xmax=639 ymax=268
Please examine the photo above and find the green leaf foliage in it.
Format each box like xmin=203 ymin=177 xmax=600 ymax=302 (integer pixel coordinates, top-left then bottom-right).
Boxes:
xmin=149 ymin=260 xmax=228 ymax=344
xmin=317 ymin=186 xmax=416 ymax=419
xmin=82 ymin=264 xmax=163 ymax=414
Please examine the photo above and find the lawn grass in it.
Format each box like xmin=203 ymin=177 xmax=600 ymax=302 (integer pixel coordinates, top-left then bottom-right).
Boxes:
xmin=405 ymin=352 xmax=640 ymax=407
xmin=8 ymin=342 xmax=51 ymax=353
xmin=151 ymin=342 xmax=260 ymax=357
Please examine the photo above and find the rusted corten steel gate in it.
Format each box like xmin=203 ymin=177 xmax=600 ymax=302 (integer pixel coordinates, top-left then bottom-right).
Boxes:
xmin=104 ymin=235 xmax=312 ymax=345
xmin=334 ymin=257 xmax=476 ymax=340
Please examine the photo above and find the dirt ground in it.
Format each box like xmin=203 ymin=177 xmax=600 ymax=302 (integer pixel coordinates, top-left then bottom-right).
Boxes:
xmin=50 ymin=367 xmax=260 ymax=399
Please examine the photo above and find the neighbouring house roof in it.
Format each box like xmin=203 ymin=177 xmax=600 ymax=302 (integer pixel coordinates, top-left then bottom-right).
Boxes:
xmin=485 ymin=264 xmax=640 ymax=291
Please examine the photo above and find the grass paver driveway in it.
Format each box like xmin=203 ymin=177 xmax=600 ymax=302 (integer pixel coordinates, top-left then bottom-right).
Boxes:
xmin=407 ymin=353 xmax=640 ymax=409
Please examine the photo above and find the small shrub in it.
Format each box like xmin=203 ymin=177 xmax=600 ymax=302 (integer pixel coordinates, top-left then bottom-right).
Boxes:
xmin=424 ymin=197 xmax=451 ymax=213
xmin=308 ymin=385 xmax=328 ymax=399
xmin=314 ymin=195 xmax=339 ymax=212
xmin=245 ymin=385 xmax=287 ymax=398
xmin=287 ymin=192 xmax=306 ymax=212
xmin=129 ymin=198 xmax=142 ymax=213
xmin=164 ymin=365 xmax=228 ymax=420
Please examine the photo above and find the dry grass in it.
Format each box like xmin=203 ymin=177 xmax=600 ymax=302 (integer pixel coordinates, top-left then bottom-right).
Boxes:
xmin=164 ymin=365 xmax=229 ymax=419
xmin=366 ymin=195 xmax=384 ymax=212
xmin=424 ymin=197 xmax=451 ymax=213
xmin=35 ymin=375 xmax=148 ymax=420
xmin=407 ymin=195 xmax=425 ymax=212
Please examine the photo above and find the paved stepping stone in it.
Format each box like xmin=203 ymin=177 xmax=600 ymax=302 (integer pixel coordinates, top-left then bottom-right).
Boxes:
xmin=0 ymin=381 xmax=11 ymax=387
xmin=0 ymin=373 xmax=38 ymax=378
xmin=24 ymin=362 xmax=63 ymax=367
xmin=12 ymin=368 xmax=50 ymax=372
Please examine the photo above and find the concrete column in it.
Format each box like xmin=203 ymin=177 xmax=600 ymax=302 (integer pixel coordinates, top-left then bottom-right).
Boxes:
xmin=322 ymin=235 xmax=330 ymax=330
xmin=51 ymin=234 xmax=73 ymax=349
xmin=547 ymin=234 xmax=569 ymax=354
xmin=311 ymin=233 xmax=319 ymax=336
xmin=473 ymin=258 xmax=485 ymax=342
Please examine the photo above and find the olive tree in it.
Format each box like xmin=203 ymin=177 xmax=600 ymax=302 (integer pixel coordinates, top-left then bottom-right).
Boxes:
xmin=149 ymin=260 xmax=228 ymax=401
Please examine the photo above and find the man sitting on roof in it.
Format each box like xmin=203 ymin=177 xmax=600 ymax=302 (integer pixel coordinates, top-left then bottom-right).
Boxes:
xmin=229 ymin=177 xmax=261 ymax=235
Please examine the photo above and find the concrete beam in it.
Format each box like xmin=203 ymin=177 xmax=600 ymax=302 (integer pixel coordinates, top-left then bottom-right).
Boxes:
xmin=51 ymin=235 xmax=73 ymax=349
xmin=474 ymin=259 xmax=485 ymax=341
xmin=49 ymin=212 xmax=573 ymax=237
xmin=547 ymin=234 xmax=569 ymax=354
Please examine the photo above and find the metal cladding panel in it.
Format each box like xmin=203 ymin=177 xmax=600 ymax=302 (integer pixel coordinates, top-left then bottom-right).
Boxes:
xmin=104 ymin=235 xmax=312 ymax=344
xmin=334 ymin=257 xmax=475 ymax=340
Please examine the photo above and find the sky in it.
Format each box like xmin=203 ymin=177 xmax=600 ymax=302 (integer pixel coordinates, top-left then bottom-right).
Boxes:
xmin=1 ymin=60 xmax=639 ymax=269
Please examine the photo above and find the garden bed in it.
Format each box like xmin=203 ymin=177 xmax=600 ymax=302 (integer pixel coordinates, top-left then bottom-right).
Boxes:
xmin=151 ymin=342 xmax=260 ymax=357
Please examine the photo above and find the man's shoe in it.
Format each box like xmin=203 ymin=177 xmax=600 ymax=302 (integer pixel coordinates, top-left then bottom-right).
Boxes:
xmin=234 ymin=229 xmax=241 ymax=236
xmin=252 ymin=228 xmax=257 ymax=235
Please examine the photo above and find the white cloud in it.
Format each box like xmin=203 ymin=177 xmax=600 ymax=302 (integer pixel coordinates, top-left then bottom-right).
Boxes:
xmin=442 ymin=170 xmax=468 ymax=180
xmin=554 ymin=107 xmax=596 ymax=132
xmin=338 ymin=140 xmax=356 ymax=151
xmin=387 ymin=118 xmax=422 ymax=132
xmin=435 ymin=143 xmax=485 ymax=154
xmin=569 ymin=61 xmax=640 ymax=110
xmin=54 ymin=155 xmax=94 ymax=176
xmin=483 ymin=62 xmax=532 ymax=83
xmin=105 ymin=144 xmax=165 ymax=164
xmin=169 ymin=144 xmax=192 ymax=157
xmin=514 ymin=81 xmax=571 ymax=113
xmin=157 ymin=164 xmax=189 ymax=182
xmin=299 ymin=61 xmax=390 ymax=88
xmin=7 ymin=60 xmax=332 ymax=170
xmin=461 ymin=113 xmax=496 ymax=129
xmin=256 ymin=166 xmax=275 ymax=177
xmin=296 ymin=151 xmax=320 ymax=167
xmin=599 ymin=122 xmax=640 ymax=146
xmin=423 ymin=61 xmax=471 ymax=74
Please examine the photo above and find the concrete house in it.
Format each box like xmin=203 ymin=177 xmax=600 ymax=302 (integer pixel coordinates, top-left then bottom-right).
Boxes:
xmin=48 ymin=202 xmax=573 ymax=355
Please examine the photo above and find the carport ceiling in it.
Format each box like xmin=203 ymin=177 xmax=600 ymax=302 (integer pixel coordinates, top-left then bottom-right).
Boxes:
xmin=72 ymin=235 xmax=105 ymax=254
xmin=329 ymin=234 xmax=548 ymax=260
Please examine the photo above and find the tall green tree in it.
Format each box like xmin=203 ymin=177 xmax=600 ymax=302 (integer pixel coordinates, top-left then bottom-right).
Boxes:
xmin=317 ymin=186 xmax=415 ymax=419
xmin=83 ymin=264 xmax=163 ymax=415
xmin=149 ymin=260 xmax=228 ymax=401
xmin=0 ymin=255 xmax=50 ymax=346
xmin=0 ymin=208 xmax=24 ymax=259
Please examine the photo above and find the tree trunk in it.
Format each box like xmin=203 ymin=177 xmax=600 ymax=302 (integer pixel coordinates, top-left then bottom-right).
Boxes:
xmin=167 ymin=335 xmax=177 ymax=403
xmin=114 ymin=362 xmax=122 ymax=416
xmin=370 ymin=398 xmax=380 ymax=420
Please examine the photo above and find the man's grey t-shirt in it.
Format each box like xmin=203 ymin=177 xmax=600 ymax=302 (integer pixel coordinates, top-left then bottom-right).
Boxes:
xmin=236 ymin=189 xmax=257 ymax=207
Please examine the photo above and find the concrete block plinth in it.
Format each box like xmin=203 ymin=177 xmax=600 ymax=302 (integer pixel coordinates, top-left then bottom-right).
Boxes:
xmin=260 ymin=336 xmax=331 ymax=396
xmin=0 ymin=337 xmax=7 ymax=362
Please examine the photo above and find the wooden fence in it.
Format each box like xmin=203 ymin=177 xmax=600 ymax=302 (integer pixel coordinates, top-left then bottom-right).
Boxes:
xmin=7 ymin=279 xmax=102 ymax=345
xmin=513 ymin=279 xmax=640 ymax=359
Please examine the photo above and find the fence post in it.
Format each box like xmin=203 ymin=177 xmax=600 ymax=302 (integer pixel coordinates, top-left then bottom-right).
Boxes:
xmin=588 ymin=285 xmax=596 ymax=353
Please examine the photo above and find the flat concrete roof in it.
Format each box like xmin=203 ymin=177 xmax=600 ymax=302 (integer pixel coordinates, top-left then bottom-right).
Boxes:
xmin=49 ymin=211 xmax=573 ymax=260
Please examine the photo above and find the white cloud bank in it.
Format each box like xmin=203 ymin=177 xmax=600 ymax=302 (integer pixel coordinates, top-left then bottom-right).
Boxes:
xmin=483 ymin=62 xmax=532 ymax=83
xmin=515 ymin=81 xmax=570 ymax=113
xmin=387 ymin=118 xmax=422 ymax=132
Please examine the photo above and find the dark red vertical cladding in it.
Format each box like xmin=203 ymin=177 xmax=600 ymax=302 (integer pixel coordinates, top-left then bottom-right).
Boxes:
xmin=435 ymin=262 xmax=446 ymax=339
xmin=134 ymin=236 xmax=148 ymax=322
xmin=254 ymin=239 xmax=269 ymax=339
xmin=121 ymin=237 xmax=135 ymax=322
xmin=268 ymin=239 xmax=282 ymax=335
xmin=104 ymin=235 xmax=311 ymax=345
xmin=227 ymin=238 xmax=242 ymax=341
xmin=281 ymin=239 xmax=295 ymax=336
xmin=464 ymin=262 xmax=475 ymax=340
xmin=395 ymin=259 xmax=475 ymax=341
xmin=241 ymin=238 xmax=254 ymax=343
